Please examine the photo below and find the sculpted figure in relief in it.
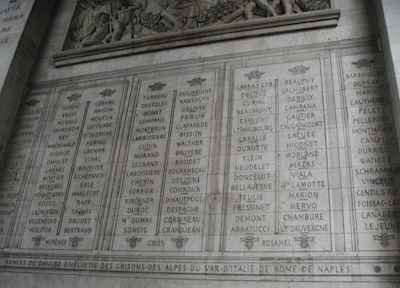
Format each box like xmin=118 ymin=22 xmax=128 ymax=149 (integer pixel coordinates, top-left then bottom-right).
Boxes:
xmin=75 ymin=11 xmax=110 ymax=48
xmin=159 ymin=0 xmax=217 ymax=30
xmin=70 ymin=0 xmax=97 ymax=43
xmin=219 ymin=0 xmax=293 ymax=23
xmin=253 ymin=0 xmax=292 ymax=17
xmin=108 ymin=0 xmax=147 ymax=42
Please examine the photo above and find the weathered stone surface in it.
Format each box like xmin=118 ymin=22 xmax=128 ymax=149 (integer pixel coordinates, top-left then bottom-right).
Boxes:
xmin=0 ymin=0 xmax=400 ymax=287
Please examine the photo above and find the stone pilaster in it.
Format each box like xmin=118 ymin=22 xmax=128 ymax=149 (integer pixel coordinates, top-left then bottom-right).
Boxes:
xmin=375 ymin=0 xmax=400 ymax=148
xmin=0 ymin=0 xmax=55 ymax=164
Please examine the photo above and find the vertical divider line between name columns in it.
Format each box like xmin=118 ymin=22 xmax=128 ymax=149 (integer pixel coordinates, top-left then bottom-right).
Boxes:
xmin=155 ymin=90 xmax=177 ymax=235
xmin=220 ymin=68 xmax=235 ymax=252
xmin=337 ymin=54 xmax=358 ymax=252
xmin=274 ymin=79 xmax=280 ymax=235
xmin=56 ymin=101 xmax=90 ymax=235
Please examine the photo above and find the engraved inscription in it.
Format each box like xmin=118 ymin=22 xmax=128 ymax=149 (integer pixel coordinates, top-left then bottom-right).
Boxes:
xmin=0 ymin=2 xmax=26 ymax=46
xmin=114 ymin=72 xmax=216 ymax=252
xmin=343 ymin=54 xmax=400 ymax=251
xmin=20 ymin=84 xmax=124 ymax=250
xmin=0 ymin=96 xmax=45 ymax=247
xmin=225 ymin=59 xmax=331 ymax=252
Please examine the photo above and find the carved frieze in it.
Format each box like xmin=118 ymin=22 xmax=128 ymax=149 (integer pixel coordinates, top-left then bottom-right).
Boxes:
xmin=67 ymin=0 xmax=331 ymax=49
xmin=55 ymin=0 xmax=338 ymax=66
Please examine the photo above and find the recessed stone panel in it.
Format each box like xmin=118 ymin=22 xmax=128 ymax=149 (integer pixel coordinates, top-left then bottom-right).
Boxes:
xmin=114 ymin=71 xmax=216 ymax=252
xmin=342 ymin=53 xmax=400 ymax=252
xmin=19 ymin=82 xmax=127 ymax=250
xmin=0 ymin=93 xmax=48 ymax=248
xmin=224 ymin=59 xmax=331 ymax=253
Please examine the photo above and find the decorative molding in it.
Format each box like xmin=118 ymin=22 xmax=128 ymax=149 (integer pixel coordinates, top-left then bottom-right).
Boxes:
xmin=240 ymin=235 xmax=259 ymax=249
xmin=374 ymin=266 xmax=381 ymax=273
xmin=148 ymin=82 xmax=166 ymax=91
xmin=69 ymin=236 xmax=84 ymax=248
xmin=351 ymin=58 xmax=375 ymax=69
xmin=172 ymin=236 xmax=189 ymax=249
xmin=294 ymin=234 xmax=314 ymax=248
xmin=245 ymin=70 xmax=265 ymax=80
xmin=126 ymin=236 xmax=142 ymax=249
xmin=187 ymin=77 xmax=206 ymax=86
xmin=32 ymin=236 xmax=45 ymax=247
xmin=288 ymin=65 xmax=310 ymax=75
xmin=67 ymin=93 xmax=82 ymax=102
xmin=25 ymin=99 xmax=39 ymax=107
xmin=99 ymin=89 xmax=116 ymax=97
xmin=373 ymin=233 xmax=395 ymax=247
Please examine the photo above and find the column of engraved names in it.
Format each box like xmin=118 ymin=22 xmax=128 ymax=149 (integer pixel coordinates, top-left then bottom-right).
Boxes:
xmin=21 ymin=94 xmax=84 ymax=249
xmin=159 ymin=73 xmax=215 ymax=251
xmin=0 ymin=96 xmax=44 ymax=247
xmin=343 ymin=55 xmax=400 ymax=251
xmin=279 ymin=62 xmax=331 ymax=251
xmin=61 ymin=88 xmax=121 ymax=249
xmin=225 ymin=69 xmax=276 ymax=252
xmin=21 ymin=86 xmax=122 ymax=249
xmin=113 ymin=79 xmax=173 ymax=251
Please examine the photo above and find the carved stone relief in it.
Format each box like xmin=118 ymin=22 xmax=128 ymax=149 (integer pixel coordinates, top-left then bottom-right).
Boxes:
xmin=66 ymin=0 xmax=331 ymax=50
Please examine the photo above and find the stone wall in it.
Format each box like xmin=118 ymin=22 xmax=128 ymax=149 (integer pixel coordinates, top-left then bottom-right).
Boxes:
xmin=1 ymin=0 xmax=400 ymax=287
